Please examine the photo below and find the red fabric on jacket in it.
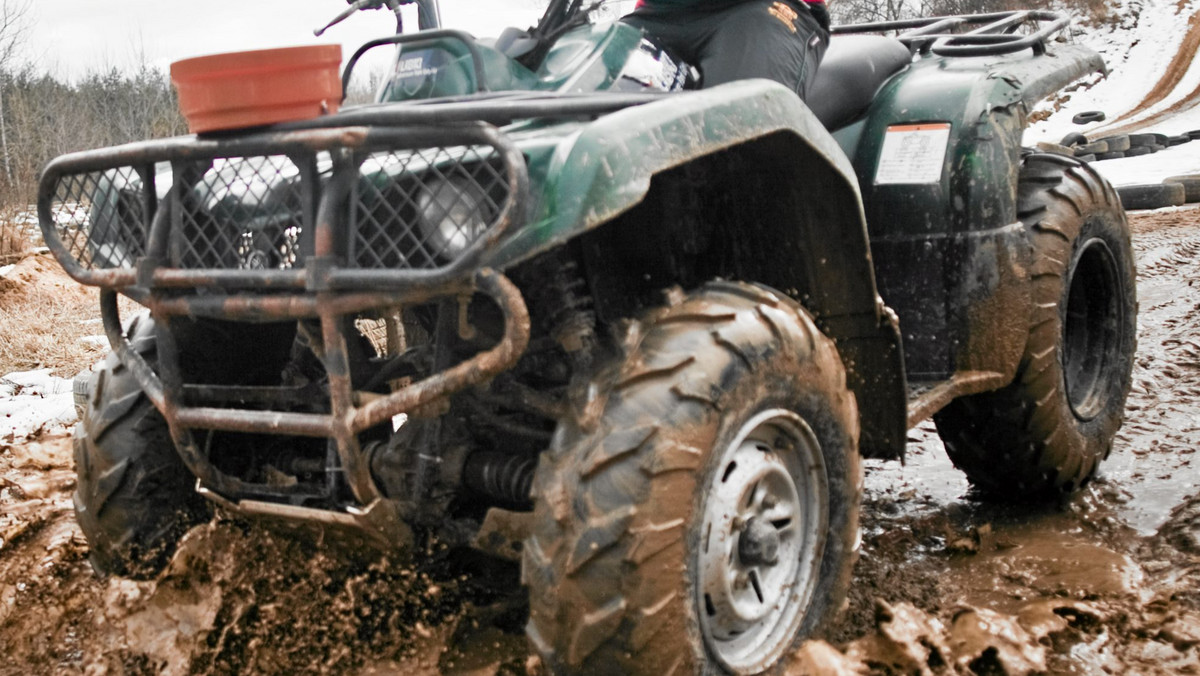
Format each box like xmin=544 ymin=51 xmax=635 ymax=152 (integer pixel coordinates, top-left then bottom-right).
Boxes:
xmin=634 ymin=0 xmax=827 ymax=6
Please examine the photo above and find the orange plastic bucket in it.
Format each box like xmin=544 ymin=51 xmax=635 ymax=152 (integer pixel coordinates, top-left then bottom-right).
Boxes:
xmin=171 ymin=45 xmax=343 ymax=134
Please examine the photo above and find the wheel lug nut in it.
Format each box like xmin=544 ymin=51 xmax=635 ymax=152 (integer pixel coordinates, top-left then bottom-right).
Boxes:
xmin=762 ymin=495 xmax=777 ymax=510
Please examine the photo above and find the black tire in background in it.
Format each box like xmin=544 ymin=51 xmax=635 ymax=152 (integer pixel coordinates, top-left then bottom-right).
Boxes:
xmin=1118 ymin=183 xmax=1186 ymax=210
xmin=1095 ymin=151 xmax=1126 ymax=161
xmin=1125 ymin=146 xmax=1153 ymax=157
xmin=1164 ymin=175 xmax=1200 ymax=203
xmin=1035 ymin=142 xmax=1075 ymax=157
xmin=74 ymin=315 xmax=213 ymax=579
xmin=934 ymin=153 xmax=1136 ymax=497
xmin=1060 ymin=132 xmax=1088 ymax=147
xmin=524 ymin=282 xmax=861 ymax=675
xmin=1129 ymin=133 xmax=1159 ymax=148
xmin=1072 ymin=111 xmax=1107 ymax=124
xmin=1073 ymin=140 xmax=1109 ymax=156
xmin=1097 ymin=135 xmax=1131 ymax=152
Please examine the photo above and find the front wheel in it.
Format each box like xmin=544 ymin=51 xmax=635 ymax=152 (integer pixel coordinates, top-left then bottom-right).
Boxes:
xmin=74 ymin=315 xmax=212 ymax=579
xmin=523 ymin=282 xmax=861 ymax=674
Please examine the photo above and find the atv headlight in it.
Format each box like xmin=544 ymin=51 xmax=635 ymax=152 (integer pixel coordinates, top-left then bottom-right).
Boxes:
xmin=416 ymin=176 xmax=491 ymax=259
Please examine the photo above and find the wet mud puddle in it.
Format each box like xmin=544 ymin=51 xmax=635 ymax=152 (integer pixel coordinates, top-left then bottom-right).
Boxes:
xmin=830 ymin=206 xmax=1200 ymax=674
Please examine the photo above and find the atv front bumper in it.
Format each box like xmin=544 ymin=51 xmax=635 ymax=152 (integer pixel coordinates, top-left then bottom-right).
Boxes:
xmin=38 ymin=119 xmax=532 ymax=535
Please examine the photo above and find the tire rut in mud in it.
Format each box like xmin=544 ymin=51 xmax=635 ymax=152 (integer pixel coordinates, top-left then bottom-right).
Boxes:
xmin=1092 ymin=8 xmax=1200 ymax=137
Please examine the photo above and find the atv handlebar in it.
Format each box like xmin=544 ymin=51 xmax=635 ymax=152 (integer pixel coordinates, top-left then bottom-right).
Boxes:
xmin=314 ymin=0 xmax=441 ymax=36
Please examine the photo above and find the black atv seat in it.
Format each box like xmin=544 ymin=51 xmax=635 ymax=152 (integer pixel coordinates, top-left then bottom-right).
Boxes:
xmin=808 ymin=35 xmax=912 ymax=131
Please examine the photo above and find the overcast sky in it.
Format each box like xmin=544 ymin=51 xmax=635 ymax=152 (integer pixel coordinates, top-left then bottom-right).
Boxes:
xmin=18 ymin=0 xmax=554 ymax=79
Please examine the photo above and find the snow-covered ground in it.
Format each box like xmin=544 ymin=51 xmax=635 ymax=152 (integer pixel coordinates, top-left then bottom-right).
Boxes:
xmin=1027 ymin=0 xmax=1200 ymax=185
xmin=0 ymin=370 xmax=78 ymax=443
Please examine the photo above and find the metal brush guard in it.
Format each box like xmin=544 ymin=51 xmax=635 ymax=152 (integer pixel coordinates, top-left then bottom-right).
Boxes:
xmin=38 ymin=119 xmax=530 ymax=544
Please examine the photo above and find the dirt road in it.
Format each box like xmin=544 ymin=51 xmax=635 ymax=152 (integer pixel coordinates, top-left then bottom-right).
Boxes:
xmin=2 ymin=205 xmax=1200 ymax=675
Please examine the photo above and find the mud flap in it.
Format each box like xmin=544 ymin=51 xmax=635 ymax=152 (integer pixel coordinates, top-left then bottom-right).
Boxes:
xmin=821 ymin=304 xmax=907 ymax=460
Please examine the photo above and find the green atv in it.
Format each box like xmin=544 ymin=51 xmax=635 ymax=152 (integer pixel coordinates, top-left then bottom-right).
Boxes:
xmin=40 ymin=1 xmax=1136 ymax=673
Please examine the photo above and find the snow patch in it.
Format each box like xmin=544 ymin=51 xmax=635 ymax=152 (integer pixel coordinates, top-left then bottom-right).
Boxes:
xmin=1026 ymin=0 xmax=1200 ymax=185
xmin=0 ymin=370 xmax=79 ymax=444
xmin=1028 ymin=0 xmax=1198 ymax=142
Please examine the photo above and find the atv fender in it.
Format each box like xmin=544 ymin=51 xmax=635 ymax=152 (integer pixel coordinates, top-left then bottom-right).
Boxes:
xmin=491 ymin=79 xmax=907 ymax=459
xmin=838 ymin=44 xmax=1104 ymax=383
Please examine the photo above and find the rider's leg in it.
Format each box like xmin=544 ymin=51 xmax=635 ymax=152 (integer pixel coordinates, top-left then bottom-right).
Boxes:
xmin=623 ymin=0 xmax=828 ymax=99
xmin=697 ymin=0 xmax=829 ymax=99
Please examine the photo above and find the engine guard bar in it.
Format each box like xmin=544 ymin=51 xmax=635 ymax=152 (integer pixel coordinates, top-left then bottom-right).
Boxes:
xmin=36 ymin=121 xmax=534 ymax=509
xmin=99 ymin=267 xmax=531 ymax=508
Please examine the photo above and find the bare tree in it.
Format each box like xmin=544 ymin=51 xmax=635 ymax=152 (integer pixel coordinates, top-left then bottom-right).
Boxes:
xmin=0 ymin=0 xmax=31 ymax=185
xmin=832 ymin=0 xmax=918 ymax=24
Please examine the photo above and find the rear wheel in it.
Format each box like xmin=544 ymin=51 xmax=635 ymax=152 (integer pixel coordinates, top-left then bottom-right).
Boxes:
xmin=935 ymin=153 xmax=1136 ymax=497
xmin=523 ymin=282 xmax=861 ymax=674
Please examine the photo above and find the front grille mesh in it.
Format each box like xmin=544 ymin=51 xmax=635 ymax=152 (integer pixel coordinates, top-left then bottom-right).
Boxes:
xmin=174 ymin=155 xmax=305 ymax=270
xmin=46 ymin=167 xmax=148 ymax=270
xmin=41 ymin=136 xmax=515 ymax=277
xmin=350 ymin=146 xmax=509 ymax=269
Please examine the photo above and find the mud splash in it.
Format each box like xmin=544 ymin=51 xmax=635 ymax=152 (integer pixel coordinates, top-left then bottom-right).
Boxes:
xmin=1 ymin=438 xmax=528 ymax=675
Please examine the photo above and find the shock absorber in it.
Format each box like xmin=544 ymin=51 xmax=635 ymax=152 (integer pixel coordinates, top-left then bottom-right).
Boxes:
xmin=548 ymin=257 xmax=596 ymax=365
xmin=461 ymin=451 xmax=536 ymax=510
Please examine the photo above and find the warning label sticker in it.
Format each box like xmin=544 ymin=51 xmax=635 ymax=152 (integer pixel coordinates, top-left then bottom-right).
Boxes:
xmin=874 ymin=123 xmax=952 ymax=185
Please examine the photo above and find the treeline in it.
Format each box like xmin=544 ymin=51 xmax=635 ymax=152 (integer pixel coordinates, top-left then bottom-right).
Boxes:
xmin=0 ymin=64 xmax=388 ymax=214
xmin=833 ymin=0 xmax=1113 ymax=25
xmin=0 ymin=65 xmax=186 ymax=210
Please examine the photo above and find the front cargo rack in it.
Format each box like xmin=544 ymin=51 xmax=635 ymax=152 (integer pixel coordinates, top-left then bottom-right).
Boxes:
xmin=834 ymin=10 xmax=1071 ymax=57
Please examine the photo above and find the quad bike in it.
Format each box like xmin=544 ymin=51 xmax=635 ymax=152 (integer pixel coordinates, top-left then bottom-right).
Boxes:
xmin=40 ymin=1 xmax=1135 ymax=673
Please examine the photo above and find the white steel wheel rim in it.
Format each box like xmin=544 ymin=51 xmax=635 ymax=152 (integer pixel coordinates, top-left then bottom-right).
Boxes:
xmin=696 ymin=409 xmax=829 ymax=673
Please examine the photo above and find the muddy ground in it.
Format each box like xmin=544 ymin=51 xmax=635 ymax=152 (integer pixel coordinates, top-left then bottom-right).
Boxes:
xmin=2 ymin=205 xmax=1200 ymax=675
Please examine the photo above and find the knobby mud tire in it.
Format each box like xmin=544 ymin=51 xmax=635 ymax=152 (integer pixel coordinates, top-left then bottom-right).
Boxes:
xmin=523 ymin=282 xmax=861 ymax=675
xmin=935 ymin=153 xmax=1136 ymax=497
xmin=73 ymin=315 xmax=213 ymax=579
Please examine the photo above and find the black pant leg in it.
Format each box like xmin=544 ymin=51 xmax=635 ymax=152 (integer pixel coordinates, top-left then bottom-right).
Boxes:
xmin=697 ymin=0 xmax=829 ymax=99
xmin=621 ymin=11 xmax=707 ymax=67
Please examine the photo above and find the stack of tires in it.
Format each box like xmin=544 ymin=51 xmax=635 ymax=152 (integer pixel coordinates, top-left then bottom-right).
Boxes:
xmin=1058 ymin=130 xmax=1198 ymax=162
xmin=1049 ymin=130 xmax=1200 ymax=210
xmin=1117 ymin=176 xmax=1200 ymax=210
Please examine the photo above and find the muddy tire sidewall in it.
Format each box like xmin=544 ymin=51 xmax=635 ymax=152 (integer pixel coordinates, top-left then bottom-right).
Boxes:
xmin=1040 ymin=197 xmax=1137 ymax=467
xmin=73 ymin=315 xmax=212 ymax=579
xmin=936 ymin=154 xmax=1136 ymax=496
xmin=524 ymin=282 xmax=860 ymax=675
